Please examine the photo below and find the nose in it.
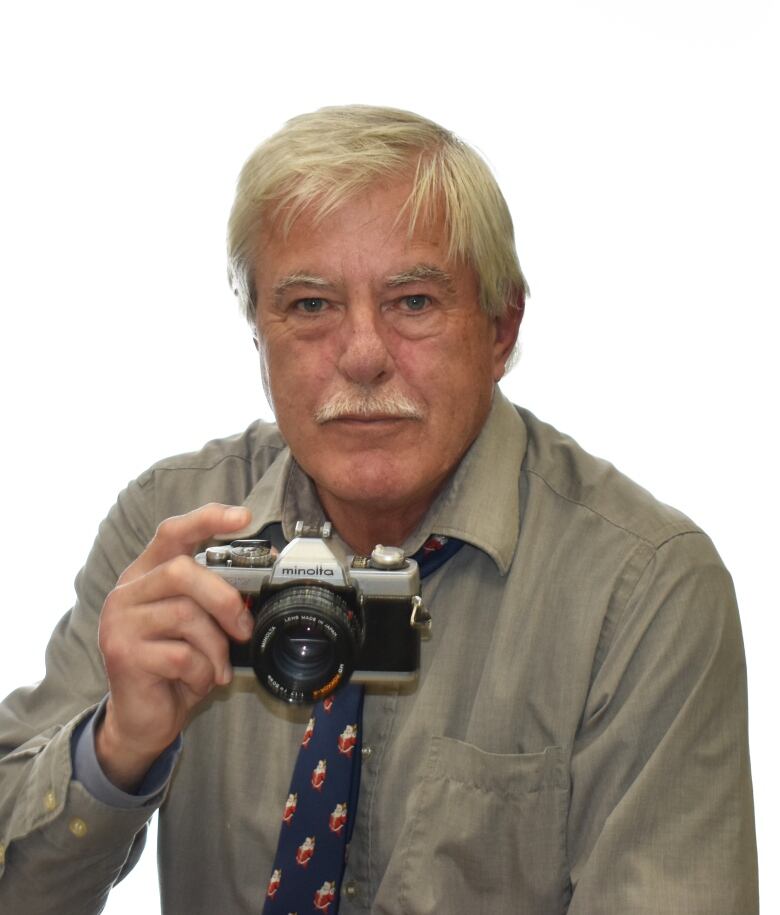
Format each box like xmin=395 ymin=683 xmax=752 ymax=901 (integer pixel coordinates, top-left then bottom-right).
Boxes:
xmin=336 ymin=301 xmax=393 ymax=386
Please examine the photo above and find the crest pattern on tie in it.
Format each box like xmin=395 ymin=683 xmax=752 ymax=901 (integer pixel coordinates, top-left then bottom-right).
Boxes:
xmin=262 ymin=535 xmax=463 ymax=913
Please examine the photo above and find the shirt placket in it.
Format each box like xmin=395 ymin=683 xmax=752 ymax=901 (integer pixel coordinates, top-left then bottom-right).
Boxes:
xmin=339 ymin=688 xmax=400 ymax=911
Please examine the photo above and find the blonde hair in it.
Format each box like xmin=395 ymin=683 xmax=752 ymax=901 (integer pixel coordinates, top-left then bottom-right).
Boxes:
xmin=227 ymin=105 xmax=529 ymax=321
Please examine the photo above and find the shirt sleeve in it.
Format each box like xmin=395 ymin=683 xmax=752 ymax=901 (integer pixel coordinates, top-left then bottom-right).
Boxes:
xmin=72 ymin=697 xmax=182 ymax=809
xmin=0 ymin=474 xmax=167 ymax=914
xmin=567 ymin=531 xmax=758 ymax=914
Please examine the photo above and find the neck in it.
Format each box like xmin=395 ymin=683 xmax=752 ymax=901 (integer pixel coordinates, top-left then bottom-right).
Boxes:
xmin=316 ymin=489 xmax=435 ymax=556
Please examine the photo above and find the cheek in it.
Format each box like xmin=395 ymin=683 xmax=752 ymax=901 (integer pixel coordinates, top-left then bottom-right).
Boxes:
xmin=266 ymin=336 xmax=333 ymax=391
xmin=394 ymin=331 xmax=494 ymax=399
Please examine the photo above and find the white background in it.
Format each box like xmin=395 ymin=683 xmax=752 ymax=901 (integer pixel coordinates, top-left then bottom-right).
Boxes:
xmin=1 ymin=1 xmax=777 ymax=910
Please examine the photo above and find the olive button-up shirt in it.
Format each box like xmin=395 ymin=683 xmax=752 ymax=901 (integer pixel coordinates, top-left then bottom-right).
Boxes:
xmin=0 ymin=392 xmax=758 ymax=913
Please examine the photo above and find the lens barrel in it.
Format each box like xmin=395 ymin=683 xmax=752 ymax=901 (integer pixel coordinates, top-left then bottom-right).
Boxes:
xmin=249 ymin=585 xmax=363 ymax=703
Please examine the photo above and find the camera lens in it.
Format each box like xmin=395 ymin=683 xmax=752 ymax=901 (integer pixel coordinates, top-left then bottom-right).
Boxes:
xmin=250 ymin=585 xmax=362 ymax=703
xmin=271 ymin=623 xmax=333 ymax=680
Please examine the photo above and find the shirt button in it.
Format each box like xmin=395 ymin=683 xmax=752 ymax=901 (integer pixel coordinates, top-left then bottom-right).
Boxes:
xmin=343 ymin=880 xmax=358 ymax=899
xmin=68 ymin=818 xmax=88 ymax=839
xmin=361 ymin=745 xmax=373 ymax=760
xmin=44 ymin=791 xmax=57 ymax=812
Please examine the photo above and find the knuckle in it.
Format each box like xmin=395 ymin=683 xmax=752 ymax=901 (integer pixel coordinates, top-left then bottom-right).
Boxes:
xmin=99 ymin=591 xmax=130 ymax=654
xmin=168 ymin=645 xmax=212 ymax=694
xmin=165 ymin=554 xmax=195 ymax=590
xmin=97 ymin=627 xmax=113 ymax=660
xmin=116 ymin=567 xmax=133 ymax=587
xmin=155 ymin=515 xmax=179 ymax=543
xmin=99 ymin=630 xmax=130 ymax=670
xmin=166 ymin=642 xmax=193 ymax=677
xmin=214 ymin=585 xmax=242 ymax=618
xmin=101 ymin=587 xmax=121 ymax=619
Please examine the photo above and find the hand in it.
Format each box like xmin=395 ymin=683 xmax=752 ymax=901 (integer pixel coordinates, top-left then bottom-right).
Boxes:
xmin=95 ymin=503 xmax=253 ymax=791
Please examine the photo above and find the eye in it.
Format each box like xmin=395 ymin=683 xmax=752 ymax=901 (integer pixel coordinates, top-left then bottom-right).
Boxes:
xmin=294 ymin=297 xmax=328 ymax=314
xmin=401 ymin=294 xmax=431 ymax=312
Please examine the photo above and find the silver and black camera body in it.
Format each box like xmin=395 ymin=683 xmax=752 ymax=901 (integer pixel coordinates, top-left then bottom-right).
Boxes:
xmin=195 ymin=522 xmax=430 ymax=704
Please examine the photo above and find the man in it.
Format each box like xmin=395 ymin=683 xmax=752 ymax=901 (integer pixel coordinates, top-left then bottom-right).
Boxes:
xmin=0 ymin=106 xmax=758 ymax=913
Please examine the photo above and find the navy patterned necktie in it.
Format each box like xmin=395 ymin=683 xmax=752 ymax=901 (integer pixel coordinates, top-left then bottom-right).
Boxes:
xmin=262 ymin=534 xmax=463 ymax=914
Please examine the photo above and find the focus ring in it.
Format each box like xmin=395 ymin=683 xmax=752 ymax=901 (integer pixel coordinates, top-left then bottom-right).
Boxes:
xmin=250 ymin=585 xmax=362 ymax=703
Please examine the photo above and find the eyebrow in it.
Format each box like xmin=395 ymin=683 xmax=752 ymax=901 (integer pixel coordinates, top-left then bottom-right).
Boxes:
xmin=385 ymin=264 xmax=455 ymax=294
xmin=273 ymin=273 xmax=331 ymax=306
xmin=272 ymin=263 xmax=457 ymax=304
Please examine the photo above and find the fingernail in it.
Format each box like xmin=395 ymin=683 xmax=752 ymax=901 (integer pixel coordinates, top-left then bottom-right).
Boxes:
xmin=221 ymin=662 xmax=233 ymax=686
xmin=239 ymin=612 xmax=253 ymax=638
xmin=225 ymin=506 xmax=249 ymax=526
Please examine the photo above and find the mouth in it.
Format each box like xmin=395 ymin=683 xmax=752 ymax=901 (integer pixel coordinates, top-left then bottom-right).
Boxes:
xmin=323 ymin=414 xmax=420 ymax=430
xmin=313 ymin=392 xmax=425 ymax=425
xmin=327 ymin=413 xmax=417 ymax=423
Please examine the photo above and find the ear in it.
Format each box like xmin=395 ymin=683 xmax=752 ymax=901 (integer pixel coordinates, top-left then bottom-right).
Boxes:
xmin=492 ymin=294 xmax=524 ymax=381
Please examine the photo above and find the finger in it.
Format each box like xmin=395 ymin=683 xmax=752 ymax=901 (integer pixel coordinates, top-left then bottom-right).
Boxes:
xmin=100 ymin=596 xmax=227 ymax=690
xmin=121 ymin=503 xmax=251 ymax=583
xmin=136 ymin=595 xmax=234 ymax=686
xmin=112 ymin=554 xmax=253 ymax=642
xmin=139 ymin=639 xmax=221 ymax=699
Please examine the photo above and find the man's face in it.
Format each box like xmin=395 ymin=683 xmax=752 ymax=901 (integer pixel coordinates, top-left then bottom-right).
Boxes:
xmin=253 ymin=180 xmax=520 ymax=531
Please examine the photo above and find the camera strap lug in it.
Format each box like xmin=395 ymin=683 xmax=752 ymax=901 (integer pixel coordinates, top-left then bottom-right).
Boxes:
xmin=410 ymin=595 xmax=432 ymax=636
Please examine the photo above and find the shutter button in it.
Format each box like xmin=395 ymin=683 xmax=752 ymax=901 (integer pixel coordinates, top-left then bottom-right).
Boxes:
xmin=369 ymin=545 xmax=406 ymax=570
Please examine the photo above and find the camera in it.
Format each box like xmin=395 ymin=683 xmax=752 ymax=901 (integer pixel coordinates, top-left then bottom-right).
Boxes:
xmin=195 ymin=522 xmax=430 ymax=704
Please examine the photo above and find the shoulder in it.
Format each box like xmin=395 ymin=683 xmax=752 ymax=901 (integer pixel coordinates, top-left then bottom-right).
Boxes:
xmin=511 ymin=409 xmax=741 ymax=710
xmin=125 ymin=419 xmax=287 ymax=521
xmin=140 ymin=419 xmax=285 ymax=478
xmin=513 ymin=407 xmax=737 ymax=672
xmin=516 ymin=405 xmax=701 ymax=550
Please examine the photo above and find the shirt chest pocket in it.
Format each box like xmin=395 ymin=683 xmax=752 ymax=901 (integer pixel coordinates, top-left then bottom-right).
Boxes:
xmin=377 ymin=736 xmax=571 ymax=915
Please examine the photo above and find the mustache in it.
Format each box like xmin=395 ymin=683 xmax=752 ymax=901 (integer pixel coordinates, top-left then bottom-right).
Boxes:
xmin=314 ymin=389 xmax=425 ymax=424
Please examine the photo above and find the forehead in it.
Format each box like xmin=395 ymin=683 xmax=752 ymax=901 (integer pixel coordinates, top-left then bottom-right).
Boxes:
xmin=254 ymin=180 xmax=454 ymax=282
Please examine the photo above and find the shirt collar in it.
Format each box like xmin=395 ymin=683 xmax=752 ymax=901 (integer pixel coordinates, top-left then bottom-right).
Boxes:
xmin=218 ymin=448 xmax=328 ymax=544
xmin=223 ymin=388 xmax=527 ymax=575
xmin=397 ymin=389 xmax=526 ymax=574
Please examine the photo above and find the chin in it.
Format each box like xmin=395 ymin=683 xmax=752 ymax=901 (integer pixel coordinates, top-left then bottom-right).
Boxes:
xmin=315 ymin=457 xmax=427 ymax=509
xmin=325 ymin=475 xmax=411 ymax=509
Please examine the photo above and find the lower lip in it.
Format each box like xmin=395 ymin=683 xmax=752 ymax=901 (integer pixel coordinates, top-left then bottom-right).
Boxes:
xmin=327 ymin=417 xmax=412 ymax=429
